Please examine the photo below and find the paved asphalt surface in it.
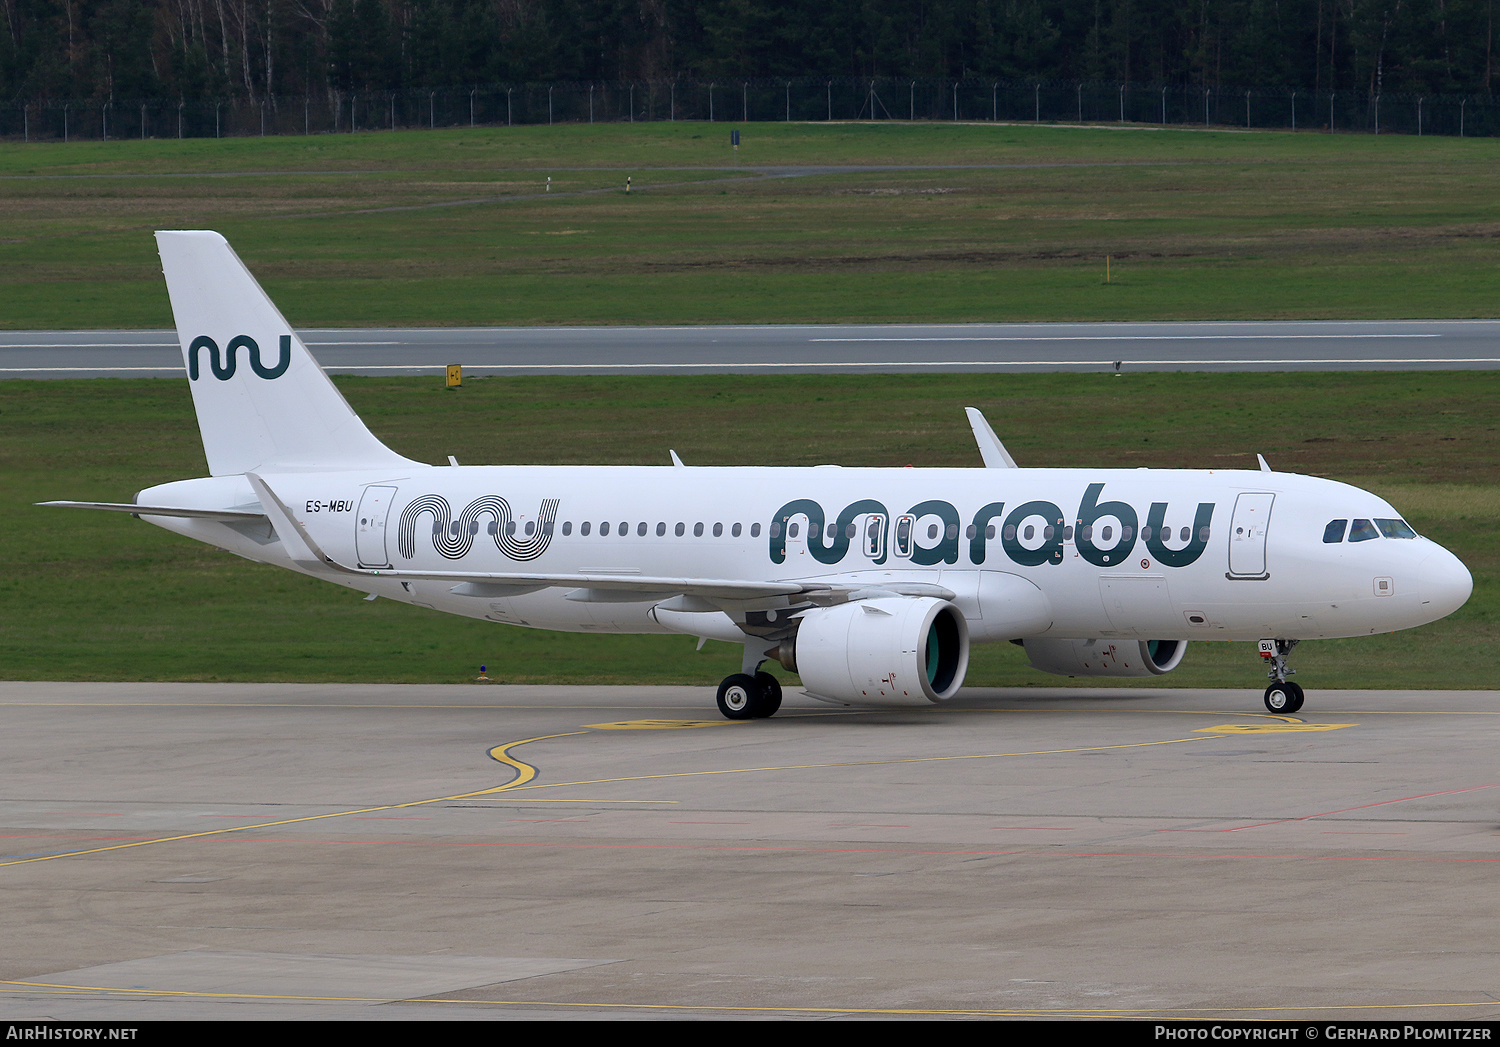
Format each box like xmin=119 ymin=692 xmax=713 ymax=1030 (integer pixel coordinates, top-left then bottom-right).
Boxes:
xmin=5 ymin=319 xmax=1500 ymax=377
xmin=2 ymin=682 xmax=1497 ymax=1020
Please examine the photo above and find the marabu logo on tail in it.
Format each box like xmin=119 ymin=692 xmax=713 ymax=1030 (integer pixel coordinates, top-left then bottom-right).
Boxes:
xmin=188 ymin=334 xmax=292 ymax=381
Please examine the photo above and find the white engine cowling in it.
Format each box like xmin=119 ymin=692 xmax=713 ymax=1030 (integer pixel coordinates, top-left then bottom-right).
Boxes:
xmin=793 ymin=597 xmax=970 ymax=705
xmin=1021 ymin=638 xmax=1187 ymax=677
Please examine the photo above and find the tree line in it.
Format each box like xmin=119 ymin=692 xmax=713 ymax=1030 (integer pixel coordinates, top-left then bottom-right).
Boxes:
xmin=3 ymin=0 xmax=1497 ymax=105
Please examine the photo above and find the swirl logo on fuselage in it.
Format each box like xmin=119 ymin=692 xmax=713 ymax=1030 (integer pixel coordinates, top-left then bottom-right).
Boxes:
xmin=398 ymin=494 xmax=560 ymax=562
xmin=188 ymin=334 xmax=292 ymax=381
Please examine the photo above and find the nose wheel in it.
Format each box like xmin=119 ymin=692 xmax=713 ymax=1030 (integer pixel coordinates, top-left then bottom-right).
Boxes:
xmin=716 ymin=671 xmax=783 ymax=720
xmin=1258 ymin=638 xmax=1303 ymax=713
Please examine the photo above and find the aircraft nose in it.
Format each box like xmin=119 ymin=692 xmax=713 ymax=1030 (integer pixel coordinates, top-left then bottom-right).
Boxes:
xmin=1418 ymin=546 xmax=1473 ymax=621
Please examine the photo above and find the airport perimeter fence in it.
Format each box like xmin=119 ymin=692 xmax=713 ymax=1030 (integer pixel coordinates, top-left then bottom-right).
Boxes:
xmin=5 ymin=76 xmax=1500 ymax=142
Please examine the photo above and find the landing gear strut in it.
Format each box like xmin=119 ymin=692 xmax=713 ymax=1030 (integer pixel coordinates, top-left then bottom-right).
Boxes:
xmin=716 ymin=671 xmax=782 ymax=720
xmin=1259 ymin=638 xmax=1304 ymax=714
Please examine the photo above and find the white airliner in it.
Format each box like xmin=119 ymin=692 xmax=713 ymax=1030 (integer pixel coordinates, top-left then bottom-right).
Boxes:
xmin=43 ymin=232 xmax=1473 ymax=719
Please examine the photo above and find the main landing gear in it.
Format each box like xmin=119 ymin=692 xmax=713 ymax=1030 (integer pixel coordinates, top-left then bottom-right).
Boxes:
xmin=716 ymin=671 xmax=783 ymax=720
xmin=1259 ymin=638 xmax=1304 ymax=714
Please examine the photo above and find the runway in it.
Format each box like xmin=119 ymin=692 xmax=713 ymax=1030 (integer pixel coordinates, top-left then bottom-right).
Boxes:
xmin=6 ymin=319 xmax=1500 ymax=377
xmin=2 ymin=681 xmax=1497 ymax=1020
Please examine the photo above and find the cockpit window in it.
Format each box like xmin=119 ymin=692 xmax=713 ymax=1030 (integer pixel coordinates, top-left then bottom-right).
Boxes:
xmin=1348 ymin=518 xmax=1380 ymax=542
xmin=1323 ymin=520 xmax=1348 ymax=544
xmin=1376 ymin=518 xmax=1417 ymax=539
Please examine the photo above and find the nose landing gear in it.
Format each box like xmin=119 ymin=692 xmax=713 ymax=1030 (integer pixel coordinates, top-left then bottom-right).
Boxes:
xmin=1259 ymin=638 xmax=1303 ymax=713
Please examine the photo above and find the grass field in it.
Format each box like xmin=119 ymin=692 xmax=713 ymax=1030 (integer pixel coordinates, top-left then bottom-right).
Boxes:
xmin=4 ymin=123 xmax=1494 ymax=693
xmin=5 ymin=371 xmax=1494 ymax=690
xmin=5 ymin=122 xmax=1500 ymax=327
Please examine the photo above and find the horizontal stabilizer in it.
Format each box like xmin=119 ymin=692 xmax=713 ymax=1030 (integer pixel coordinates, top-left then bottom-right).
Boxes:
xmin=38 ymin=500 xmax=266 ymax=521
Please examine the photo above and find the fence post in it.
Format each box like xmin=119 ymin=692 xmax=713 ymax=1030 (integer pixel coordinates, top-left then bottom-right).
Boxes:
xmin=1245 ymin=89 xmax=1250 ymax=128
xmin=911 ymin=81 xmax=915 ymax=121
xmin=102 ymin=102 xmax=108 ymax=141
xmin=743 ymin=82 xmax=748 ymax=122
xmin=589 ymin=83 xmax=594 ymax=123
xmin=709 ymin=82 xmax=715 ymax=121
xmin=1077 ymin=82 xmax=1082 ymax=122
xmin=786 ymin=81 xmax=790 ymax=121
xmin=304 ymin=95 xmax=309 ymax=134
xmin=1118 ymin=83 xmax=1124 ymax=123
xmin=1374 ymin=93 xmax=1380 ymax=134
xmin=22 ymin=104 xmax=26 ymax=142
xmin=548 ymin=86 xmax=553 ymax=124
xmin=827 ymin=80 xmax=831 ymax=121
xmin=508 ymin=88 xmax=513 ymax=126
xmin=670 ymin=82 xmax=675 ymax=121
xmin=1417 ymin=97 xmax=1423 ymax=135
xmin=64 ymin=103 xmax=68 ymax=142
xmin=1329 ymin=92 xmax=1335 ymax=132
xmin=470 ymin=88 xmax=475 ymax=127
xmin=1160 ymin=85 xmax=1166 ymax=123
xmin=953 ymin=81 xmax=958 ymax=120
xmin=1291 ymin=91 xmax=1296 ymax=130
xmin=630 ymin=83 xmax=635 ymax=122
xmin=1461 ymin=98 xmax=1466 ymax=136
xmin=142 ymin=102 xmax=147 ymax=138
xmin=1204 ymin=87 xmax=1210 ymax=126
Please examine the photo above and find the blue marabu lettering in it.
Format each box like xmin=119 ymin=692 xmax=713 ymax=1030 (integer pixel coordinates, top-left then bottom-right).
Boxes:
xmin=1075 ymin=483 xmax=1139 ymax=567
xmin=188 ymin=334 xmax=292 ymax=381
xmin=765 ymin=489 xmax=1215 ymax=570
xmin=1145 ymin=500 xmax=1215 ymax=567
xmin=968 ymin=502 xmax=1006 ymax=564
xmin=768 ymin=498 xmax=889 ymax=565
xmin=906 ymin=499 xmax=960 ymax=565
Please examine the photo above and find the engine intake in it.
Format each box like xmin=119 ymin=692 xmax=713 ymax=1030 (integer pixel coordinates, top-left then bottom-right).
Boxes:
xmin=1022 ymin=638 xmax=1187 ymax=678
xmin=787 ymin=597 xmax=970 ymax=705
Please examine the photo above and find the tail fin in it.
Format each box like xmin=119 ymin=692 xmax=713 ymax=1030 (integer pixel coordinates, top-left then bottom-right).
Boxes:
xmin=155 ymin=230 xmax=414 ymax=476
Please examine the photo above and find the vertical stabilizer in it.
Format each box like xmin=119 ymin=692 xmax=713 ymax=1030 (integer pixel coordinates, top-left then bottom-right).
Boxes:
xmin=155 ymin=230 xmax=414 ymax=476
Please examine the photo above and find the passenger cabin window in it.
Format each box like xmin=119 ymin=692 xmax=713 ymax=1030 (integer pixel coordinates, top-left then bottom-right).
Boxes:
xmin=562 ymin=521 xmax=572 ymax=536
xmin=751 ymin=523 xmax=761 ymax=538
xmin=695 ymin=522 xmax=705 ymax=537
xmin=714 ymin=523 xmax=724 ymax=537
xmin=580 ymin=521 xmax=591 ymax=536
xmin=733 ymin=523 xmax=743 ymax=537
xmin=656 ymin=522 xmax=666 ymax=536
xmin=1323 ymin=520 xmax=1348 ymax=544
xmin=676 ymin=522 xmax=686 ymax=537
xmin=1349 ymin=519 xmax=1380 ymax=542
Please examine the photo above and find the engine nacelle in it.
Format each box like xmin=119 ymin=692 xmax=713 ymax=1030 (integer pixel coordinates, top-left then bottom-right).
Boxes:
xmin=790 ymin=597 xmax=970 ymax=705
xmin=1022 ymin=638 xmax=1187 ymax=678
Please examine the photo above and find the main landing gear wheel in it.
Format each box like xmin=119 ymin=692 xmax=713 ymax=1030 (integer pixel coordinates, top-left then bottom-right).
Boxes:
xmin=1263 ymin=680 xmax=1305 ymax=714
xmin=754 ymin=672 xmax=782 ymax=718
xmin=716 ymin=672 xmax=783 ymax=720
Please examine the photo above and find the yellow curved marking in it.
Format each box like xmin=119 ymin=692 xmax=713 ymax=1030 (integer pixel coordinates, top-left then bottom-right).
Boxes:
xmin=2 ymin=979 xmax=1498 ymax=1018
xmin=584 ymin=719 xmax=729 ymax=730
xmin=503 ymin=734 xmax=1212 ymax=793
xmin=1195 ymin=722 xmax=1355 ymax=734
xmin=0 ymin=731 xmax=586 ymax=868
